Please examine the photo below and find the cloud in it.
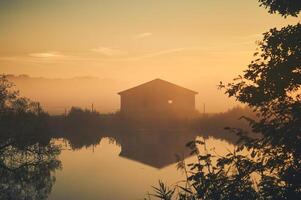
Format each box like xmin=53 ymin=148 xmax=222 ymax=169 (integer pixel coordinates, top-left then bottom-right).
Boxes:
xmin=29 ymin=51 xmax=63 ymax=58
xmin=1 ymin=42 xmax=254 ymax=65
xmin=90 ymin=46 xmax=126 ymax=56
xmin=134 ymin=32 xmax=153 ymax=39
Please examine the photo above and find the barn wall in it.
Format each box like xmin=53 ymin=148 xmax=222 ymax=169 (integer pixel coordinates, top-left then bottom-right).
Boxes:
xmin=120 ymin=86 xmax=197 ymax=119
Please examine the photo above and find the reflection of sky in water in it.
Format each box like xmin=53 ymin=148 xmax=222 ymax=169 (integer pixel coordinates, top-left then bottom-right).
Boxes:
xmin=49 ymin=137 xmax=233 ymax=200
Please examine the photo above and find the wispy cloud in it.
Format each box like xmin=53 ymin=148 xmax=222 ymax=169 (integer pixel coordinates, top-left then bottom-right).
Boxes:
xmin=0 ymin=42 xmax=255 ymax=65
xmin=90 ymin=46 xmax=126 ymax=56
xmin=29 ymin=51 xmax=63 ymax=58
xmin=134 ymin=32 xmax=153 ymax=39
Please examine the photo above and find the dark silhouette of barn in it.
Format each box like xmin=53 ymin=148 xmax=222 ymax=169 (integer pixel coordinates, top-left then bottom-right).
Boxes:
xmin=118 ymin=79 xmax=198 ymax=119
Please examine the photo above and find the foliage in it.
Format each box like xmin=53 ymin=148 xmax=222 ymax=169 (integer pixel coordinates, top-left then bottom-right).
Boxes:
xmin=224 ymin=23 xmax=301 ymax=111
xmin=148 ymin=1 xmax=300 ymax=199
xmin=0 ymin=74 xmax=51 ymax=146
xmin=258 ymin=0 xmax=301 ymax=17
xmin=148 ymin=138 xmax=259 ymax=200
xmin=148 ymin=181 xmax=176 ymax=200
xmin=219 ymin=22 xmax=301 ymax=200
xmin=0 ymin=143 xmax=61 ymax=200
xmin=0 ymin=74 xmax=62 ymax=200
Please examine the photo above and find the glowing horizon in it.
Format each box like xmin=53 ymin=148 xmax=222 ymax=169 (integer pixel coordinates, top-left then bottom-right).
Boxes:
xmin=0 ymin=0 xmax=299 ymax=112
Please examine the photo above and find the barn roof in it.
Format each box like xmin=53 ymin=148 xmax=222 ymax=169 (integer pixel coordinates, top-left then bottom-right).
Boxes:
xmin=118 ymin=78 xmax=198 ymax=95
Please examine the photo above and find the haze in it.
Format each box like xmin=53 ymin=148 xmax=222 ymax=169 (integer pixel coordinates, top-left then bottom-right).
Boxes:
xmin=0 ymin=0 xmax=299 ymax=113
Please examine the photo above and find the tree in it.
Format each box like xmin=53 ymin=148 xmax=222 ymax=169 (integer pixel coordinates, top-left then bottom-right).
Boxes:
xmin=258 ymin=0 xmax=301 ymax=17
xmin=149 ymin=1 xmax=300 ymax=199
xmin=219 ymin=22 xmax=301 ymax=200
xmin=0 ymin=75 xmax=62 ymax=200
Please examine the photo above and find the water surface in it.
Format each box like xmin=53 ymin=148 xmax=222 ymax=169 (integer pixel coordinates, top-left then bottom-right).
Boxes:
xmin=49 ymin=136 xmax=233 ymax=200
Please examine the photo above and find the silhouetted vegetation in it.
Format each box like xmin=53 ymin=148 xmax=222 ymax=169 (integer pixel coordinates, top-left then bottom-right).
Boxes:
xmin=258 ymin=0 xmax=301 ymax=17
xmin=0 ymin=75 xmax=61 ymax=200
xmin=148 ymin=1 xmax=300 ymax=199
xmin=0 ymin=75 xmax=266 ymax=199
xmin=46 ymin=105 xmax=256 ymax=168
xmin=49 ymin=106 xmax=256 ymax=150
xmin=193 ymin=106 xmax=258 ymax=142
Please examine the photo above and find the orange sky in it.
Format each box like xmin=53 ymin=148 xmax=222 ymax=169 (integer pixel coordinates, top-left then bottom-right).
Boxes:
xmin=0 ymin=0 xmax=300 ymax=112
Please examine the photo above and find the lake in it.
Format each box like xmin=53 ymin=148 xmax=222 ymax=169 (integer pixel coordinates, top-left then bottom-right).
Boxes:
xmin=48 ymin=133 xmax=234 ymax=200
xmin=1 ymin=111 xmax=247 ymax=200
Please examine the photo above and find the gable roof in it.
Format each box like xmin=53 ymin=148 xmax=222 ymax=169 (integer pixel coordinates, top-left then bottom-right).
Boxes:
xmin=118 ymin=78 xmax=198 ymax=95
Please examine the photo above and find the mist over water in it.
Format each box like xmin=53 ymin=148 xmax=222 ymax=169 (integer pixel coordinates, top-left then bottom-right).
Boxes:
xmin=7 ymin=75 xmax=240 ymax=114
xmin=1 ymin=0 xmax=299 ymax=199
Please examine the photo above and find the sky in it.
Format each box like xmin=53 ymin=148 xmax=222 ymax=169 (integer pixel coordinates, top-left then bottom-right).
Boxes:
xmin=0 ymin=0 xmax=299 ymax=112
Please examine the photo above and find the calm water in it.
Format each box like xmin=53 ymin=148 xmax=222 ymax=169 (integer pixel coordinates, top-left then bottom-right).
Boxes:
xmin=48 ymin=135 xmax=233 ymax=200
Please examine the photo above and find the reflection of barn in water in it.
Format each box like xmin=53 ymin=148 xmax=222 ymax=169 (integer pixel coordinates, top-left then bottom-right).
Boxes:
xmin=115 ymin=129 xmax=197 ymax=168
xmin=118 ymin=79 xmax=198 ymax=119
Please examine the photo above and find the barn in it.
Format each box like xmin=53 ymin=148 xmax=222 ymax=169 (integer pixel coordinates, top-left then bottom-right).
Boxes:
xmin=118 ymin=79 xmax=198 ymax=119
